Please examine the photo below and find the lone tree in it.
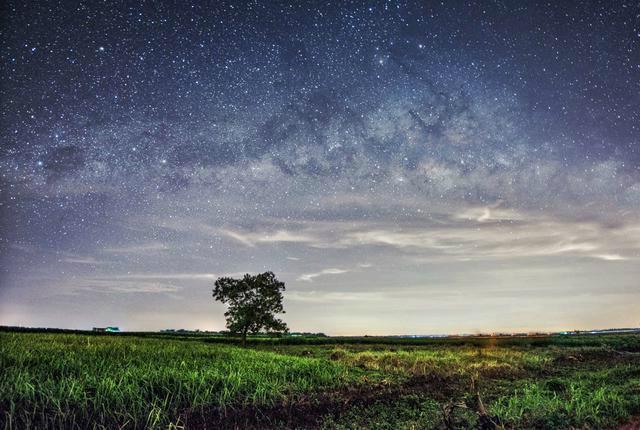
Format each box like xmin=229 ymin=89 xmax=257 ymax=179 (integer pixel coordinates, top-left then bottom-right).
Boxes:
xmin=212 ymin=271 xmax=288 ymax=346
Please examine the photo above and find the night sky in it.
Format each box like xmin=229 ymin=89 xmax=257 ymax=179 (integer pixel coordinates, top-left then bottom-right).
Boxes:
xmin=1 ymin=1 xmax=639 ymax=334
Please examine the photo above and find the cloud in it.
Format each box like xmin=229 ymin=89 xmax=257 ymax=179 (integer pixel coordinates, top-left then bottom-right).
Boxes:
xmin=454 ymin=205 xmax=524 ymax=223
xmin=108 ymin=273 xmax=221 ymax=280
xmin=102 ymin=242 xmax=169 ymax=254
xmin=220 ymin=230 xmax=256 ymax=247
xmin=220 ymin=229 xmax=317 ymax=247
xmin=297 ymin=268 xmax=349 ymax=282
xmin=590 ymin=254 xmax=627 ymax=261
xmin=102 ymin=282 xmax=180 ymax=294
xmin=41 ymin=272 xmax=240 ymax=296
xmin=61 ymin=256 xmax=108 ymax=265
xmin=337 ymin=219 xmax=638 ymax=261
xmin=64 ymin=279 xmax=181 ymax=294
xmin=198 ymin=207 xmax=640 ymax=263
xmin=287 ymin=290 xmax=386 ymax=302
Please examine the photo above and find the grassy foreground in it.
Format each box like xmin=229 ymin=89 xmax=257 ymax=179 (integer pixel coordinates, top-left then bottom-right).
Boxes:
xmin=1 ymin=331 xmax=639 ymax=429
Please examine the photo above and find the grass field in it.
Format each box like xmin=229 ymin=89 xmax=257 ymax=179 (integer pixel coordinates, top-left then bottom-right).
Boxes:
xmin=1 ymin=330 xmax=639 ymax=429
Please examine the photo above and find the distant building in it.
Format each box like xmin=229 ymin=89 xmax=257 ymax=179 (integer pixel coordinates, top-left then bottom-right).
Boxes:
xmin=93 ymin=327 xmax=119 ymax=333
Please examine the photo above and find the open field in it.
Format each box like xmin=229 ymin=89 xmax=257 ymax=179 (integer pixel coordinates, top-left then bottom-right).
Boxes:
xmin=1 ymin=331 xmax=639 ymax=429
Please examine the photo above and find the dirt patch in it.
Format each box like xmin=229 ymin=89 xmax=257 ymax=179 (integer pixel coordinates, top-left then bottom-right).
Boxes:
xmin=181 ymin=374 xmax=464 ymax=429
xmin=553 ymin=349 xmax=640 ymax=366
xmin=616 ymin=416 xmax=640 ymax=430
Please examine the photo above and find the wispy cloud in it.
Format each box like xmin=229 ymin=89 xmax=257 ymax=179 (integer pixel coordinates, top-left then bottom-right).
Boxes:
xmin=53 ymin=272 xmax=235 ymax=295
xmin=297 ymin=268 xmax=349 ymax=282
xmin=102 ymin=242 xmax=169 ymax=254
xmin=65 ymin=279 xmax=181 ymax=294
xmin=108 ymin=273 xmax=221 ymax=280
xmin=590 ymin=254 xmax=627 ymax=261
xmin=61 ymin=256 xmax=109 ymax=265
xmin=454 ymin=205 xmax=524 ymax=223
xmin=287 ymin=290 xmax=386 ymax=302
xmin=220 ymin=229 xmax=317 ymax=247
xmin=200 ymin=209 xmax=640 ymax=263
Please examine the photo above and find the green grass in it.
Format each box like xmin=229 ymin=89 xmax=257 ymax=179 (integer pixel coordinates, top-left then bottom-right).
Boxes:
xmin=0 ymin=333 xmax=353 ymax=429
xmin=1 ymin=331 xmax=639 ymax=429
xmin=492 ymin=365 xmax=640 ymax=429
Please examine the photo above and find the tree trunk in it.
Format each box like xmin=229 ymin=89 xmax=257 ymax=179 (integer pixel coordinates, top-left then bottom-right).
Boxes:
xmin=241 ymin=328 xmax=248 ymax=347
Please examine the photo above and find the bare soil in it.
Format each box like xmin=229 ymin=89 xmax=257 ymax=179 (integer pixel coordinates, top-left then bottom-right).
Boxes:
xmin=181 ymin=373 xmax=464 ymax=429
xmin=616 ymin=416 xmax=640 ymax=430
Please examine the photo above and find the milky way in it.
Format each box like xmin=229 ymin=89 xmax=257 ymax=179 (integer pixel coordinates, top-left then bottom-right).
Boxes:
xmin=1 ymin=1 xmax=639 ymax=334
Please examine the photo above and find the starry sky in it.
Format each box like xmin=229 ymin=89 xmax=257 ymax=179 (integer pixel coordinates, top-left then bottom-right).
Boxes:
xmin=1 ymin=1 xmax=639 ymax=335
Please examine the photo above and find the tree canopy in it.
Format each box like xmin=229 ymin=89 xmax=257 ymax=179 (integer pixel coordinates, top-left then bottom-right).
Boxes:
xmin=212 ymin=271 xmax=288 ymax=346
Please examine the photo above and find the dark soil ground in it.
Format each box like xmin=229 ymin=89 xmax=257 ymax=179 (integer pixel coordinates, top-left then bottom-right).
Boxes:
xmin=617 ymin=416 xmax=640 ymax=430
xmin=181 ymin=373 xmax=501 ymax=430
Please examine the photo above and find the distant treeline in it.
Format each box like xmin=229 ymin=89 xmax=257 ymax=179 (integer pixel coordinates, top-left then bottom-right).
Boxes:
xmin=3 ymin=325 xmax=639 ymax=351
xmin=193 ymin=333 xmax=640 ymax=350
xmin=0 ymin=326 xmax=328 ymax=338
